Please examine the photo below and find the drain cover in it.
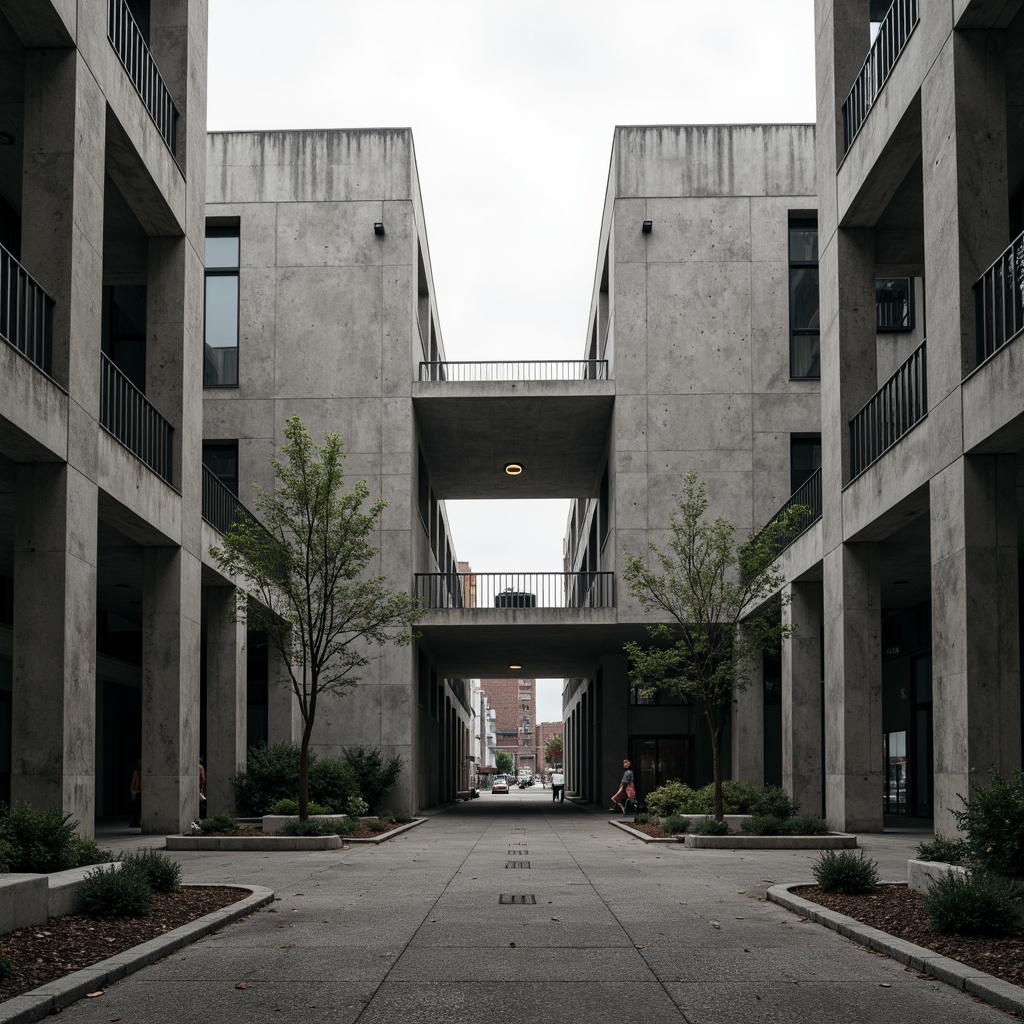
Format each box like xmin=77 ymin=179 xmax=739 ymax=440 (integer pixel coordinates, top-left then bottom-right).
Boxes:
xmin=499 ymin=894 xmax=536 ymax=905
xmin=508 ymin=850 xmax=528 ymax=856
xmin=505 ymin=860 xmax=530 ymax=869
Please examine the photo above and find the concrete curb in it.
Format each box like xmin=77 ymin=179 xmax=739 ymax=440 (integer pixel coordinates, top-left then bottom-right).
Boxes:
xmin=609 ymin=820 xmax=680 ymax=843
xmin=166 ymin=835 xmax=341 ymax=851
xmin=345 ymin=818 xmax=426 ymax=844
xmin=687 ymin=832 xmax=857 ymax=850
xmin=0 ymin=884 xmax=274 ymax=1024
xmin=768 ymin=882 xmax=1024 ymax=1017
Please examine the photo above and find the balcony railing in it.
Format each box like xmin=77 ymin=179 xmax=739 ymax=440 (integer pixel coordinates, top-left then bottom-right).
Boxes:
xmin=201 ymin=465 xmax=263 ymax=537
xmin=418 ymin=360 xmax=609 ymax=382
xmin=100 ymin=352 xmax=173 ymax=484
xmin=414 ymin=571 xmax=615 ymax=609
xmin=0 ymin=243 xmax=54 ymax=375
xmin=107 ymin=0 xmax=179 ymax=155
xmin=974 ymin=229 xmax=1024 ymax=367
xmin=760 ymin=469 xmax=823 ymax=558
xmin=849 ymin=341 xmax=926 ymax=479
xmin=842 ymin=0 xmax=919 ymax=152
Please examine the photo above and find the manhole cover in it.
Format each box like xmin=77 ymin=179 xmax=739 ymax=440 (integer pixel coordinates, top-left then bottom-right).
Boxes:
xmin=505 ymin=860 xmax=531 ymax=869
xmin=499 ymin=894 xmax=536 ymax=905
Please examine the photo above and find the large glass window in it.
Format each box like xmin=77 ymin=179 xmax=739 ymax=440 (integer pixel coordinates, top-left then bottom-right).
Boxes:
xmin=789 ymin=220 xmax=820 ymax=379
xmin=204 ymin=226 xmax=239 ymax=387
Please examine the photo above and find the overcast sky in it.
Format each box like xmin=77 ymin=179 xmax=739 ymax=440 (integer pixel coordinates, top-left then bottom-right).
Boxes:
xmin=207 ymin=0 xmax=817 ymax=721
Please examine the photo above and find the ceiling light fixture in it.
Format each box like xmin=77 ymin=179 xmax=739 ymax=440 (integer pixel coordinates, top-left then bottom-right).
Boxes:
xmin=509 ymin=664 xmax=522 ymax=670
xmin=504 ymin=462 xmax=523 ymax=476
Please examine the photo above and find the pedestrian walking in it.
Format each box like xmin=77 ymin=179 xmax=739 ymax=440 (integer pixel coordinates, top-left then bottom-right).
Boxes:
xmin=610 ymin=758 xmax=634 ymax=814
xmin=129 ymin=759 xmax=141 ymax=828
xmin=551 ymin=770 xmax=565 ymax=803
xmin=198 ymin=757 xmax=207 ymax=819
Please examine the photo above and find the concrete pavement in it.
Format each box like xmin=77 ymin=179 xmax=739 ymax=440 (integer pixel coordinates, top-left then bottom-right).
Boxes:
xmin=59 ymin=789 xmax=1009 ymax=1023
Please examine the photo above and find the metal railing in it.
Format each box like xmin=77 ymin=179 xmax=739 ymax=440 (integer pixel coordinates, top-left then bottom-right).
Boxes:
xmin=414 ymin=571 xmax=615 ymax=609
xmin=974 ymin=229 xmax=1024 ymax=367
xmin=99 ymin=352 xmax=174 ymax=483
xmin=842 ymin=0 xmax=919 ymax=152
xmin=849 ymin=341 xmax=926 ymax=478
xmin=201 ymin=464 xmax=265 ymax=538
xmin=0 ymin=243 xmax=54 ymax=375
xmin=107 ymin=0 xmax=179 ymax=155
xmin=761 ymin=469 xmax=823 ymax=558
xmin=418 ymin=360 xmax=609 ymax=382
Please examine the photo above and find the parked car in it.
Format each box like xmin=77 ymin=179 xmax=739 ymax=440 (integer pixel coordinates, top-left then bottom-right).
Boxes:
xmin=491 ymin=777 xmax=509 ymax=794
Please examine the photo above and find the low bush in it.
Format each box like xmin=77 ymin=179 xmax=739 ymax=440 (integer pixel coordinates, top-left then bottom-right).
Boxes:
xmin=632 ymin=813 xmax=650 ymax=825
xmin=644 ymin=780 xmax=697 ymax=817
xmin=78 ymin=864 xmax=153 ymax=918
xmin=333 ymin=817 xmax=362 ymax=836
xmin=232 ymin=743 xmax=304 ymax=816
xmin=741 ymin=814 xmax=789 ymax=836
xmin=0 ymin=803 xmax=80 ymax=873
xmin=692 ymin=817 xmax=729 ymax=836
xmin=309 ymin=757 xmax=362 ymax=815
xmin=199 ymin=813 xmax=239 ymax=834
xmin=342 ymin=747 xmax=404 ymax=815
xmin=660 ymin=815 xmax=689 ymax=835
xmin=0 ymin=837 xmax=14 ymax=873
xmin=393 ymin=813 xmax=414 ymax=825
xmin=367 ymin=819 xmax=391 ymax=833
xmin=812 ymin=850 xmax=879 ymax=894
xmin=267 ymin=798 xmax=333 ymax=816
xmin=953 ymin=768 xmax=1024 ymax=878
xmin=121 ymin=850 xmax=181 ymax=894
xmin=922 ymin=869 xmax=1022 ymax=935
xmin=917 ymin=835 xmax=969 ymax=865
xmin=0 ymin=958 xmax=12 ymax=982
xmin=748 ymin=785 xmax=798 ymax=820
xmin=278 ymin=819 xmax=337 ymax=837
xmin=69 ymin=837 xmax=114 ymax=867
xmin=786 ymin=815 xmax=829 ymax=836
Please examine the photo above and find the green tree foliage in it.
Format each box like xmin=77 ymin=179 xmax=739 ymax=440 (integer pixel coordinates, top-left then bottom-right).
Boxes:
xmin=543 ymin=733 xmax=563 ymax=766
xmin=622 ymin=472 xmax=809 ymax=819
xmin=494 ymin=751 xmax=514 ymax=775
xmin=211 ymin=416 xmax=423 ymax=819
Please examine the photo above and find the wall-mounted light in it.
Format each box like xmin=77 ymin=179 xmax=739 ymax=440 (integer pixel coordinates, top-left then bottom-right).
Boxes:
xmin=642 ymin=220 xmax=652 ymax=234
xmin=374 ymin=222 xmax=385 ymax=236
xmin=504 ymin=462 xmax=523 ymax=476
xmin=509 ymin=664 xmax=522 ymax=671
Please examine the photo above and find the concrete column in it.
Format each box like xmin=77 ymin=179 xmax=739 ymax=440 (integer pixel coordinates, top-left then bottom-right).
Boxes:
xmin=823 ymin=542 xmax=883 ymax=832
xmin=782 ymin=581 xmax=824 ymax=818
xmin=266 ymin=643 xmax=299 ymax=745
xmin=732 ymin=641 xmax=764 ymax=786
xmin=11 ymin=465 xmax=98 ymax=833
xmin=204 ymin=587 xmax=246 ymax=815
xmin=930 ymin=455 xmax=1020 ymax=835
xmin=599 ymin=656 xmax=630 ymax=803
xmin=142 ymin=547 xmax=201 ymax=834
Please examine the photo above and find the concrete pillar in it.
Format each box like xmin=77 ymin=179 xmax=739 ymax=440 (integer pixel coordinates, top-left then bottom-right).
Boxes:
xmin=266 ymin=643 xmax=299 ymax=745
xmin=782 ymin=581 xmax=824 ymax=818
xmin=823 ymin=542 xmax=883 ymax=832
xmin=11 ymin=464 xmax=98 ymax=833
xmin=142 ymin=547 xmax=201 ymax=834
xmin=930 ymin=455 xmax=1020 ymax=835
xmin=205 ymin=587 xmax=246 ymax=815
xmin=732 ymin=640 xmax=764 ymax=786
xmin=599 ymin=657 xmax=630 ymax=803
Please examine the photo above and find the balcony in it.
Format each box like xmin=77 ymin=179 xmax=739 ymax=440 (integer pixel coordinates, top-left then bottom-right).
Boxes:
xmin=414 ymin=571 xmax=615 ymax=610
xmin=760 ymin=469 xmax=823 ymax=558
xmin=107 ymin=0 xmax=179 ymax=156
xmin=974 ymin=229 xmax=1024 ymax=368
xmin=0 ymin=244 xmax=54 ymax=376
xmin=99 ymin=352 xmax=173 ymax=483
xmin=849 ymin=341 xmax=927 ymax=478
xmin=201 ymin=464 xmax=267 ymax=538
xmin=842 ymin=0 xmax=919 ymax=152
xmin=418 ymin=360 xmax=608 ymax=382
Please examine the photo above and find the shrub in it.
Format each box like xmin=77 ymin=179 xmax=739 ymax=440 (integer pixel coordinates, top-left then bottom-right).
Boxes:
xmin=787 ymin=815 xmax=829 ymax=836
xmin=393 ymin=812 xmax=413 ymax=824
xmin=922 ymin=869 xmax=1022 ymax=935
xmin=267 ymin=798 xmax=333 ymax=816
xmin=78 ymin=864 xmax=153 ymax=918
xmin=633 ymin=813 xmax=650 ymax=825
xmin=69 ymin=837 xmax=114 ymax=867
xmin=121 ymin=850 xmax=181 ymax=894
xmin=309 ymin=757 xmax=362 ymax=815
xmin=0 ymin=958 xmax=11 ymax=982
xmin=812 ymin=851 xmax=879 ymax=894
xmin=645 ymin=780 xmax=697 ymax=817
xmin=692 ymin=817 xmax=728 ymax=836
xmin=341 ymin=747 xmax=404 ymax=815
xmin=741 ymin=814 xmax=789 ymax=836
xmin=278 ymin=819 xmax=337 ymax=837
xmin=0 ymin=837 xmax=14 ymax=874
xmin=199 ymin=813 xmax=239 ymax=834
xmin=748 ymin=785 xmax=798 ymax=819
xmin=333 ymin=816 xmax=362 ymax=836
xmin=232 ymin=743 xmax=304 ymax=816
xmin=660 ymin=815 xmax=689 ymax=835
xmin=917 ymin=835 xmax=969 ymax=865
xmin=953 ymin=768 xmax=1024 ymax=878
xmin=0 ymin=803 xmax=80 ymax=873
xmin=367 ymin=819 xmax=391 ymax=833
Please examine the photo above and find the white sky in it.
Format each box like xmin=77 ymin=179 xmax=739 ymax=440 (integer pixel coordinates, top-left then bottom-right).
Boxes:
xmin=207 ymin=0 xmax=817 ymax=721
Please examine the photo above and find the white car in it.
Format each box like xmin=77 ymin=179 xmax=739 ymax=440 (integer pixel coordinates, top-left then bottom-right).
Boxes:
xmin=491 ymin=777 xmax=509 ymax=794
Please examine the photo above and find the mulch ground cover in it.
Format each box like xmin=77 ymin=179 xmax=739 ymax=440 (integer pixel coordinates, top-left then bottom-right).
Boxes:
xmin=796 ymin=883 xmax=1024 ymax=991
xmin=0 ymin=886 xmax=247 ymax=1003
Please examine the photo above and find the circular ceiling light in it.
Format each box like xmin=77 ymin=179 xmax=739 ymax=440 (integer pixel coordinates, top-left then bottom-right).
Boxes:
xmin=504 ymin=463 xmax=523 ymax=476
xmin=509 ymin=664 xmax=522 ymax=670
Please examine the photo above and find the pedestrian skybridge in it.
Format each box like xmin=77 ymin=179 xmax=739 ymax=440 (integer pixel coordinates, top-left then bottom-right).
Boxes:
xmin=414 ymin=571 xmax=614 ymax=609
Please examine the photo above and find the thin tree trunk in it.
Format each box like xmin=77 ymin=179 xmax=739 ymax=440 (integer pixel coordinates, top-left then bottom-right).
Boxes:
xmin=705 ymin=698 xmax=723 ymax=820
xmin=298 ymin=721 xmax=313 ymax=822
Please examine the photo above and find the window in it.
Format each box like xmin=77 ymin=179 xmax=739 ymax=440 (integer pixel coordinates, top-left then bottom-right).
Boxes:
xmin=789 ymin=220 xmax=820 ymax=379
xmin=790 ymin=434 xmax=821 ymax=494
xmin=102 ymin=285 xmax=147 ymax=390
xmin=204 ymin=226 xmax=239 ymax=387
xmin=875 ymin=277 xmax=914 ymax=331
xmin=202 ymin=441 xmax=238 ymax=494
